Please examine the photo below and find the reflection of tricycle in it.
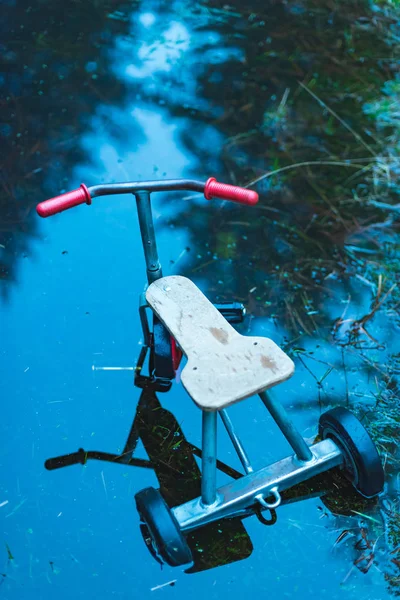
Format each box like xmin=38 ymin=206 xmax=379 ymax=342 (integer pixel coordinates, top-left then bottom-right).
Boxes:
xmin=37 ymin=177 xmax=385 ymax=568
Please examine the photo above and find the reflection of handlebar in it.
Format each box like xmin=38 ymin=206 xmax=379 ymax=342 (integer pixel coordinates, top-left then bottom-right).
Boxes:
xmin=36 ymin=178 xmax=259 ymax=217
xmin=45 ymin=448 xmax=153 ymax=470
xmin=45 ymin=448 xmax=87 ymax=470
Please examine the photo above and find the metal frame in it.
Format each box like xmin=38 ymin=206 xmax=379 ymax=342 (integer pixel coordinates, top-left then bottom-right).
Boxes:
xmin=201 ymin=412 xmax=218 ymax=505
xmin=135 ymin=190 xmax=163 ymax=284
xmin=129 ymin=185 xmax=347 ymax=536
xmin=173 ymin=438 xmax=343 ymax=531
xmin=181 ymin=387 xmax=345 ymax=533
xmin=38 ymin=177 xmax=359 ymax=568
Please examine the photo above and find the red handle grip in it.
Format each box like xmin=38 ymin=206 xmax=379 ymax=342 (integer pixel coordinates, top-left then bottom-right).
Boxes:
xmin=36 ymin=184 xmax=91 ymax=218
xmin=204 ymin=177 xmax=258 ymax=206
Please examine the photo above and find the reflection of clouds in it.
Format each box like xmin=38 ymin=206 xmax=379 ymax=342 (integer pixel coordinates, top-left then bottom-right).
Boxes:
xmin=139 ymin=12 xmax=156 ymax=28
xmin=76 ymin=106 xmax=190 ymax=184
xmin=126 ymin=21 xmax=190 ymax=78
xmin=112 ymin=3 xmax=244 ymax=112
xmin=73 ymin=1 xmax=244 ymax=187
xmin=73 ymin=102 xmax=192 ymax=262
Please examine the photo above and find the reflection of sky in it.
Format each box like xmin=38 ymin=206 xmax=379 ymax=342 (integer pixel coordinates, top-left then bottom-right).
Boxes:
xmin=1 ymin=2 xmax=397 ymax=599
xmin=112 ymin=5 xmax=243 ymax=113
xmin=77 ymin=105 xmax=190 ymax=184
xmin=125 ymin=19 xmax=191 ymax=78
xmin=74 ymin=2 xmax=243 ymax=264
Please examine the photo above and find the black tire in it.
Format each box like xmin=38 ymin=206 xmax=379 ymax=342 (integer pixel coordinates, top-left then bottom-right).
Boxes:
xmin=135 ymin=487 xmax=193 ymax=567
xmin=319 ymin=407 xmax=384 ymax=498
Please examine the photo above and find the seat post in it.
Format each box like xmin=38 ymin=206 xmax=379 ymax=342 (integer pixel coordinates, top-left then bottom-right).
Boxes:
xmin=201 ymin=410 xmax=217 ymax=505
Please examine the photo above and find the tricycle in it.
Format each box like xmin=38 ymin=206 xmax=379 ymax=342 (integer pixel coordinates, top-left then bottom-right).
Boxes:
xmin=37 ymin=177 xmax=385 ymax=568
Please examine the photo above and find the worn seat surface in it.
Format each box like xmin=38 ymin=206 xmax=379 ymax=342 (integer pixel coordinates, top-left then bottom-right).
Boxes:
xmin=146 ymin=276 xmax=294 ymax=411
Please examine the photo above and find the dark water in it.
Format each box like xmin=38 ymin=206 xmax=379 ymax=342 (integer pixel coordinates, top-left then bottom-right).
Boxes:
xmin=1 ymin=0 xmax=400 ymax=598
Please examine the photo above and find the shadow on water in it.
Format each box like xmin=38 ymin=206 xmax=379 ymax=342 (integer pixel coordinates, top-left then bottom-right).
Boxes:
xmin=1 ymin=0 xmax=400 ymax=595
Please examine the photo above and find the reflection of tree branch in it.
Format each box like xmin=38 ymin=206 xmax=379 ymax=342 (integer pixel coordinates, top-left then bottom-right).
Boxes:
xmin=0 ymin=1 xmax=131 ymax=293
xmin=246 ymin=160 xmax=375 ymax=188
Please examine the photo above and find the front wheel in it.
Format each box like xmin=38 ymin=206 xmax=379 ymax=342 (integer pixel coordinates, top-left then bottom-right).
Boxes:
xmin=135 ymin=487 xmax=193 ymax=567
xmin=319 ymin=407 xmax=384 ymax=498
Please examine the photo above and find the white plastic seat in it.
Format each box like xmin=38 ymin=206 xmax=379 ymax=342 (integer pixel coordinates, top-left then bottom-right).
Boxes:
xmin=146 ymin=276 xmax=294 ymax=411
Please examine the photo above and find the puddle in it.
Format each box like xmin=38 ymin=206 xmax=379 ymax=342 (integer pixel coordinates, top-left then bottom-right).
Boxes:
xmin=1 ymin=1 xmax=399 ymax=598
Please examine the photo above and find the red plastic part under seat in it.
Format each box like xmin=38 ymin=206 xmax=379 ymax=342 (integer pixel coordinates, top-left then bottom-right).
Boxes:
xmin=171 ymin=337 xmax=183 ymax=372
xmin=204 ymin=177 xmax=258 ymax=206
xmin=36 ymin=184 xmax=91 ymax=218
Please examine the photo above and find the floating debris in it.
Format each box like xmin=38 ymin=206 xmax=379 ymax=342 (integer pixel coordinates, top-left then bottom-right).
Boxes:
xmin=150 ymin=580 xmax=177 ymax=591
xmin=332 ymin=529 xmax=355 ymax=549
xmin=100 ymin=471 xmax=108 ymax=499
xmin=5 ymin=544 xmax=13 ymax=561
xmin=5 ymin=498 xmax=26 ymax=518
xmin=107 ymin=10 xmax=129 ymax=22
xmin=92 ymin=366 xmax=134 ymax=371
xmin=350 ymin=510 xmax=382 ymax=524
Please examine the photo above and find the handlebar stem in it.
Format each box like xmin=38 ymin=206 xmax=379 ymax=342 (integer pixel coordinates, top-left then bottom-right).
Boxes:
xmin=135 ymin=190 xmax=163 ymax=284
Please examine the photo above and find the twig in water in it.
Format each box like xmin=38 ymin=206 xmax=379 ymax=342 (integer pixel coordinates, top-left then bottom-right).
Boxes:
xmin=100 ymin=471 xmax=108 ymax=499
xmin=150 ymin=580 xmax=177 ymax=591
xmin=245 ymin=160 xmax=369 ymax=188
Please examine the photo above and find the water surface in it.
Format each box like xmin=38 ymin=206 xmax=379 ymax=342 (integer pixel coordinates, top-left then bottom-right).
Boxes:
xmin=1 ymin=1 xmax=399 ymax=598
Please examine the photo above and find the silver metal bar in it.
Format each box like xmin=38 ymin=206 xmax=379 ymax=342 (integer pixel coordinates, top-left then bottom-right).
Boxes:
xmin=89 ymin=179 xmax=205 ymax=198
xmin=173 ymin=438 xmax=343 ymax=531
xmin=201 ymin=411 xmax=218 ymax=505
xmin=259 ymin=391 xmax=313 ymax=462
xmin=219 ymin=409 xmax=253 ymax=474
xmin=134 ymin=191 xmax=163 ymax=283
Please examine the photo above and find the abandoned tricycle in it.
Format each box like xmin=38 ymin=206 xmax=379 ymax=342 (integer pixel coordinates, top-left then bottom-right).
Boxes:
xmin=37 ymin=177 xmax=385 ymax=567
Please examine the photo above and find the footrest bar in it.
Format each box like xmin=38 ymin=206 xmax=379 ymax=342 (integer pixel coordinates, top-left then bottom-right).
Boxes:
xmin=172 ymin=438 xmax=343 ymax=532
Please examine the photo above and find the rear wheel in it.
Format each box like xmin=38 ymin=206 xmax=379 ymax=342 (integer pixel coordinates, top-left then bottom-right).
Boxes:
xmin=319 ymin=407 xmax=384 ymax=498
xmin=135 ymin=487 xmax=193 ymax=567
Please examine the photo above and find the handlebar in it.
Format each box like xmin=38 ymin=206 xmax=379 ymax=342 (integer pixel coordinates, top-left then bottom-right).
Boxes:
xmin=204 ymin=177 xmax=258 ymax=205
xmin=36 ymin=184 xmax=92 ymax=218
xmin=44 ymin=448 xmax=87 ymax=470
xmin=36 ymin=177 xmax=258 ymax=217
